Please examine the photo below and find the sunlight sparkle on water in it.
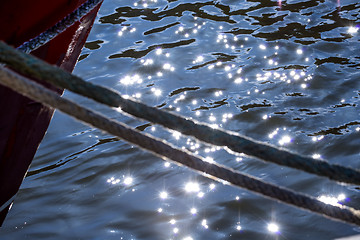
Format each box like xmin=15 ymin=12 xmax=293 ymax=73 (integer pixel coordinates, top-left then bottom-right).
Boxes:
xmin=267 ymin=223 xmax=280 ymax=233
xmin=151 ymin=88 xmax=162 ymax=96
xmin=235 ymin=77 xmax=243 ymax=84
xmin=348 ymin=26 xmax=359 ymax=34
xmin=223 ymin=113 xmax=233 ymax=119
xmin=259 ymin=44 xmax=266 ymax=50
xmin=190 ymin=208 xmax=197 ymax=215
xmin=202 ymin=219 xmax=209 ymax=229
xmin=209 ymin=115 xmax=216 ymax=122
xmin=224 ymin=65 xmax=231 ymax=71
xmin=172 ymin=131 xmax=182 ymax=140
xmin=204 ymin=156 xmax=215 ymax=163
xmin=107 ymin=177 xmax=120 ymax=185
xmin=222 ymin=113 xmax=233 ymax=122
xmin=120 ymin=75 xmax=142 ymax=85
xmin=278 ymin=135 xmax=291 ymax=145
xmin=183 ymin=237 xmax=193 ymax=240
xmin=194 ymin=55 xmax=204 ymax=63
xmin=338 ymin=193 xmax=346 ymax=201
xmin=318 ymin=194 xmax=346 ymax=206
xmin=159 ymin=191 xmax=168 ymax=199
xmin=163 ymin=63 xmax=172 ymax=70
xmin=185 ymin=182 xmax=200 ymax=193
xmin=155 ymin=48 xmax=162 ymax=55
xmin=123 ymin=177 xmax=133 ymax=186
xmin=214 ymin=91 xmax=223 ymax=97
xmin=312 ymin=136 xmax=324 ymax=142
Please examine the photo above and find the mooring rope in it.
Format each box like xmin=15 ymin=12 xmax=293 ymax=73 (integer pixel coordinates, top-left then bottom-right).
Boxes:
xmin=1 ymin=41 xmax=359 ymax=185
xmin=0 ymin=195 xmax=15 ymax=213
xmin=1 ymin=66 xmax=360 ymax=226
xmin=17 ymin=0 xmax=103 ymax=53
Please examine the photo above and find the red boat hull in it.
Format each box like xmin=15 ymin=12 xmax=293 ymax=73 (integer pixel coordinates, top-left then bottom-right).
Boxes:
xmin=0 ymin=0 xmax=102 ymax=226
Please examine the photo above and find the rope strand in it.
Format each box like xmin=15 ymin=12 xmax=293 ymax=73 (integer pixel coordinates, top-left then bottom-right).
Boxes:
xmin=1 ymin=41 xmax=359 ymax=185
xmin=1 ymin=65 xmax=360 ymax=226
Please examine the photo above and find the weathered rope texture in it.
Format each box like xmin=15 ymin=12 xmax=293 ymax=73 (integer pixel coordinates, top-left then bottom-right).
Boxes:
xmin=1 ymin=66 xmax=360 ymax=226
xmin=17 ymin=0 xmax=103 ymax=53
xmin=1 ymin=41 xmax=359 ymax=185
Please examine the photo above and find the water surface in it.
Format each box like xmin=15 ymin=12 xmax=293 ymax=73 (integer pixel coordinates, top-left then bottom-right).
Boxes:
xmin=1 ymin=0 xmax=360 ymax=239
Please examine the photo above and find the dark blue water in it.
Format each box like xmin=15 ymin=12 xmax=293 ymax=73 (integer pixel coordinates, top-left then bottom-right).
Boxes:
xmin=1 ymin=0 xmax=360 ymax=239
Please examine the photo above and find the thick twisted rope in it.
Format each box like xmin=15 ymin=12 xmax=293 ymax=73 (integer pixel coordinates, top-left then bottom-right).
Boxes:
xmin=1 ymin=41 xmax=359 ymax=185
xmin=17 ymin=0 xmax=103 ymax=53
xmin=1 ymin=66 xmax=360 ymax=226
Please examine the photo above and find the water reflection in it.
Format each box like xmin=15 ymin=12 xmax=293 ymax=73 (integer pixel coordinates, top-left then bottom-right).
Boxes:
xmin=183 ymin=237 xmax=193 ymax=240
xmin=159 ymin=191 xmax=168 ymax=199
xmin=348 ymin=26 xmax=359 ymax=35
xmin=6 ymin=0 xmax=360 ymax=239
xmin=123 ymin=176 xmax=133 ymax=186
xmin=278 ymin=135 xmax=291 ymax=146
xmin=201 ymin=219 xmax=209 ymax=229
xmin=318 ymin=193 xmax=346 ymax=206
xmin=190 ymin=207 xmax=197 ymax=215
xmin=96 ymin=0 xmax=358 ymax=236
xmin=267 ymin=222 xmax=280 ymax=234
xmin=185 ymin=182 xmax=200 ymax=193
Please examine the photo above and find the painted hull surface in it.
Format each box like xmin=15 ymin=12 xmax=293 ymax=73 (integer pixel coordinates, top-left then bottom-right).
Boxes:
xmin=0 ymin=0 xmax=101 ymax=226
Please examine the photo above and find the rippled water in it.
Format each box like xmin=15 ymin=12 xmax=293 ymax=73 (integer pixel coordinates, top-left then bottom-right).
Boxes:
xmin=1 ymin=0 xmax=360 ymax=239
